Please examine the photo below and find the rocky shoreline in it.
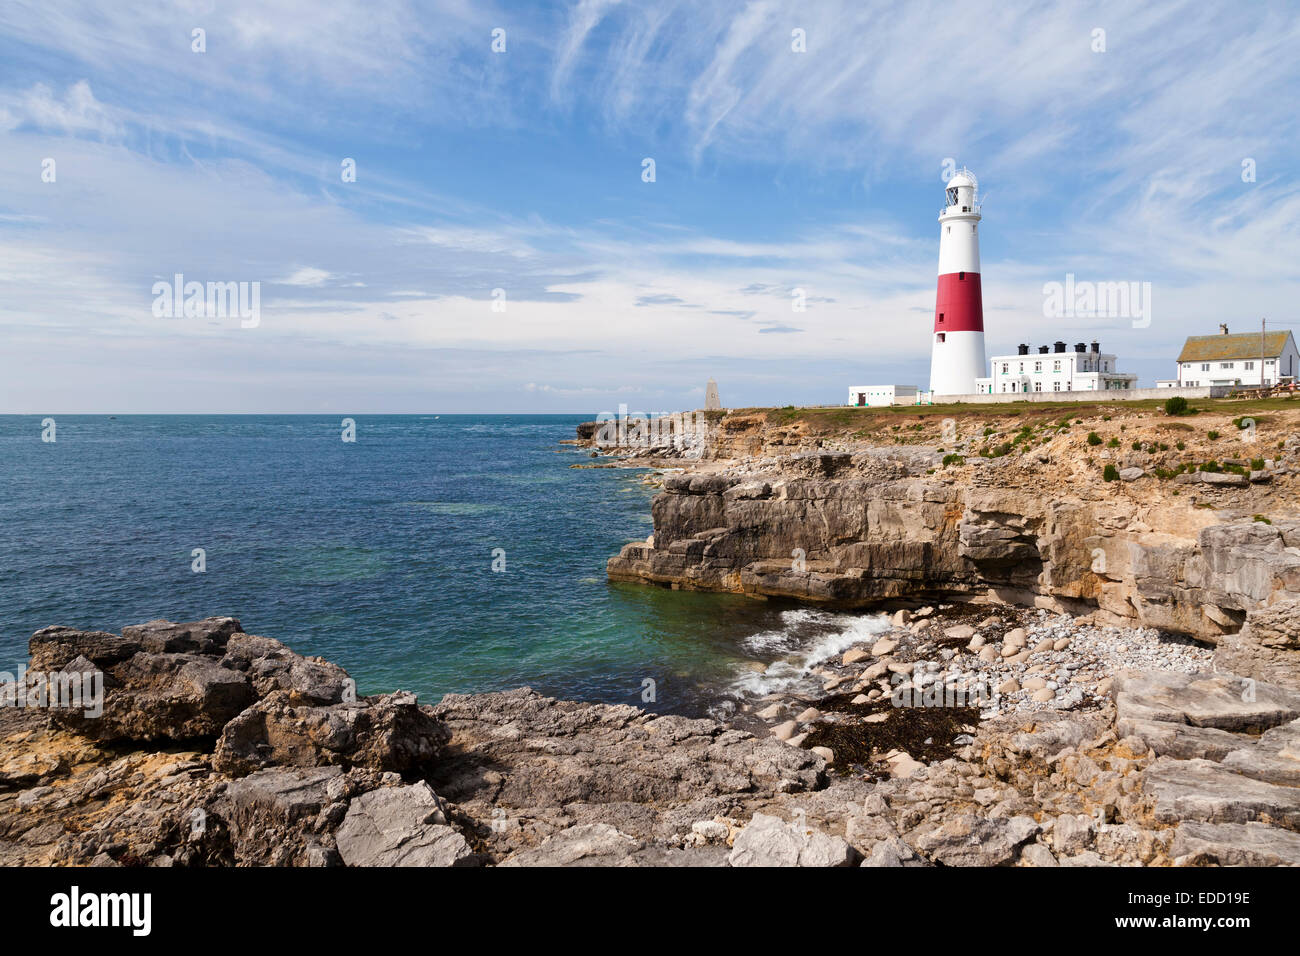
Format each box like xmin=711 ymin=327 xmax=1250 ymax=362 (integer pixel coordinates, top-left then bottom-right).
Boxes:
xmin=3 ymin=612 xmax=1300 ymax=866
xmin=4 ymin=402 xmax=1300 ymax=867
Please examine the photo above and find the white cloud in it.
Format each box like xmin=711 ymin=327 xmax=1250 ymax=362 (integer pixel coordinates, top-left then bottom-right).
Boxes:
xmin=281 ymin=267 xmax=332 ymax=287
xmin=0 ymin=80 xmax=121 ymax=137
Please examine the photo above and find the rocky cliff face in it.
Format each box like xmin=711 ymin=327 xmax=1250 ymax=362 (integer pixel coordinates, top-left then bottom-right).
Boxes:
xmin=606 ymin=408 xmax=1300 ymax=659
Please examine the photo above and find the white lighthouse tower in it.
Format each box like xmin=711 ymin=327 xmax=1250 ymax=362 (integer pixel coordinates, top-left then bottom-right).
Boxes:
xmin=929 ymin=168 xmax=986 ymax=396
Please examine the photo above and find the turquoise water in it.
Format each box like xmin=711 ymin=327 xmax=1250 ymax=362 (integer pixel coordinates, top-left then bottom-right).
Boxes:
xmin=0 ymin=415 xmax=886 ymax=716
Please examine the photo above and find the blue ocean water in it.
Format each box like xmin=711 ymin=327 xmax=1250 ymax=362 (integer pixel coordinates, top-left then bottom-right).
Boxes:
xmin=0 ymin=415 xmax=886 ymax=716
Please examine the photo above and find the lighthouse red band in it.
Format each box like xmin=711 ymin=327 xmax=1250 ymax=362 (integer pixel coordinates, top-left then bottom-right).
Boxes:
xmin=930 ymin=168 xmax=987 ymax=396
xmin=934 ymin=272 xmax=983 ymax=332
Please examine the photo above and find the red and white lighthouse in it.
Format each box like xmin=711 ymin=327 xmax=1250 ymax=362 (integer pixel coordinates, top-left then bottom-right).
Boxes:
xmin=929 ymin=168 xmax=986 ymax=396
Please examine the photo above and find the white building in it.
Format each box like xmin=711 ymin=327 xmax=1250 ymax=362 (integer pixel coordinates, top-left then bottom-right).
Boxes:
xmin=848 ymin=384 xmax=920 ymax=407
xmin=1171 ymin=327 xmax=1299 ymax=388
xmin=974 ymin=341 xmax=1137 ymax=395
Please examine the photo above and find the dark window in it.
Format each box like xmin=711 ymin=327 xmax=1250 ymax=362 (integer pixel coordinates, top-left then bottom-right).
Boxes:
xmin=936 ymin=332 xmax=946 ymax=343
xmin=958 ymin=272 xmax=965 ymax=280
xmin=938 ymin=313 xmax=945 ymax=323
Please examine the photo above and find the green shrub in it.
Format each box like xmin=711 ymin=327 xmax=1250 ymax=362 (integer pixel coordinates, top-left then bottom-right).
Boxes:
xmin=1208 ymin=430 xmax=1220 ymax=440
xmin=1176 ymin=441 xmax=1185 ymax=451
xmin=1251 ymin=458 xmax=1265 ymax=471
xmin=1107 ymin=437 xmax=1120 ymax=448
xmin=1103 ymin=464 xmax=1120 ymax=482
xmin=1165 ymin=396 xmax=1189 ymax=416
xmin=1087 ymin=432 xmax=1102 ymax=446
xmin=942 ymin=453 xmax=965 ymax=467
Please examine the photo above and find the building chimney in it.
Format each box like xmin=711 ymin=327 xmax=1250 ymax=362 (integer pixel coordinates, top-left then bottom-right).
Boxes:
xmin=1090 ymin=341 xmax=1100 ymax=353
xmin=1220 ymin=324 xmax=1229 ymax=335
xmin=1053 ymin=341 xmax=1066 ymax=353
xmin=1038 ymin=345 xmax=1049 ymax=354
xmin=1074 ymin=342 xmax=1086 ymax=353
xmin=1017 ymin=344 xmax=1029 ymax=356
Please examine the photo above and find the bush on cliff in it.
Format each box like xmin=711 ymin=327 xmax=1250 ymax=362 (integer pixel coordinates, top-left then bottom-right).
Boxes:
xmin=1164 ymin=396 xmax=1190 ymax=416
xmin=1103 ymin=464 xmax=1120 ymax=482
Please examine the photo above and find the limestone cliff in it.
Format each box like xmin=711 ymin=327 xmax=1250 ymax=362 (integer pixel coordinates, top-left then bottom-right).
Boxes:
xmin=604 ymin=403 xmax=1300 ymax=656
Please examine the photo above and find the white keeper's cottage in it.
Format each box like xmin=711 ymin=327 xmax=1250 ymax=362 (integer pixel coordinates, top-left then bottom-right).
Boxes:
xmin=974 ymin=340 xmax=1137 ymax=394
xmin=1164 ymin=326 xmax=1299 ymax=388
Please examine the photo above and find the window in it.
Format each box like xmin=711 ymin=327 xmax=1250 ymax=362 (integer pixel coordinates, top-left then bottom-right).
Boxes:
xmin=1001 ymin=363 xmax=1008 ymax=374
xmin=1053 ymin=360 xmax=1061 ymax=372
xmin=1034 ymin=382 xmax=1042 ymax=392
xmin=1018 ymin=363 xmax=1024 ymax=373
xmin=1034 ymin=361 xmax=1042 ymax=372
xmin=1221 ymin=362 xmax=1233 ymax=369
xmin=1201 ymin=363 xmax=1209 ymax=371
xmin=946 ymin=226 xmax=951 ymax=234
xmin=1244 ymin=361 xmax=1255 ymax=370
xmin=938 ymin=313 xmax=945 ymax=323
xmin=1053 ymin=382 xmax=1061 ymax=391
xmin=936 ymin=333 xmax=945 ymax=343
xmin=959 ymin=272 xmax=965 ymax=280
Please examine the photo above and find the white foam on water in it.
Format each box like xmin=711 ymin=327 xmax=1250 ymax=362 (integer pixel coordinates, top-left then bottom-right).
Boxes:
xmin=727 ymin=609 xmax=893 ymax=701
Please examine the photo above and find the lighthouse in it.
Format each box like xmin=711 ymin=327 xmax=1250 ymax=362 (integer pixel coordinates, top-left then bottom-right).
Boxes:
xmin=929 ymin=168 xmax=986 ymax=396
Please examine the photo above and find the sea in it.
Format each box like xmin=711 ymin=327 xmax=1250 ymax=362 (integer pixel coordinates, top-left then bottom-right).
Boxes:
xmin=0 ymin=415 xmax=890 ymax=718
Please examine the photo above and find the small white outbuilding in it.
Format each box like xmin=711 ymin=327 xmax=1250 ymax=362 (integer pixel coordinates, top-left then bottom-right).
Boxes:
xmin=847 ymin=385 xmax=919 ymax=407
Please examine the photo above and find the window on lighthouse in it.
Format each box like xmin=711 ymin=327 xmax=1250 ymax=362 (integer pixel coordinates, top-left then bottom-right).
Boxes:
xmin=936 ymin=333 xmax=946 ymax=343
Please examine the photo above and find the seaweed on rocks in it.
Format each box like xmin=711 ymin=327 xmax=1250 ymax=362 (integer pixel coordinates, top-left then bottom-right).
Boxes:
xmin=804 ymin=692 xmax=980 ymax=771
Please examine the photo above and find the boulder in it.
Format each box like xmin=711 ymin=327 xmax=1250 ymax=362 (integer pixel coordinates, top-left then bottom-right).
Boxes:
xmin=1171 ymin=821 xmax=1300 ymax=867
xmin=221 ymin=633 xmax=352 ymax=704
xmin=213 ymin=691 xmax=449 ymax=776
xmin=913 ymin=814 xmax=1039 ymax=866
xmin=1214 ymin=600 xmax=1300 ymax=690
xmin=1143 ymin=757 xmax=1300 ymax=828
xmin=43 ymin=642 xmax=256 ymax=744
xmin=500 ymin=823 xmax=640 ymax=867
xmin=728 ymin=813 xmax=855 ymax=867
xmin=335 ymin=782 xmax=474 ymax=867
xmin=1113 ymin=670 xmax=1300 ymax=733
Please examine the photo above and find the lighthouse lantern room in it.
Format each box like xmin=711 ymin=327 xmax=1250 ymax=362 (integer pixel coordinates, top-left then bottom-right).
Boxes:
xmin=929 ymin=168 xmax=987 ymax=396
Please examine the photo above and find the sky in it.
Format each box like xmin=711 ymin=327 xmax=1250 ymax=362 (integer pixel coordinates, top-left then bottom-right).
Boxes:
xmin=2 ymin=0 xmax=1299 ymax=414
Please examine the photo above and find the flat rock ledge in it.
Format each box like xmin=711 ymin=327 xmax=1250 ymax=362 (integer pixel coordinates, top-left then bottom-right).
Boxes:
xmin=3 ymin=616 xmax=1300 ymax=866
